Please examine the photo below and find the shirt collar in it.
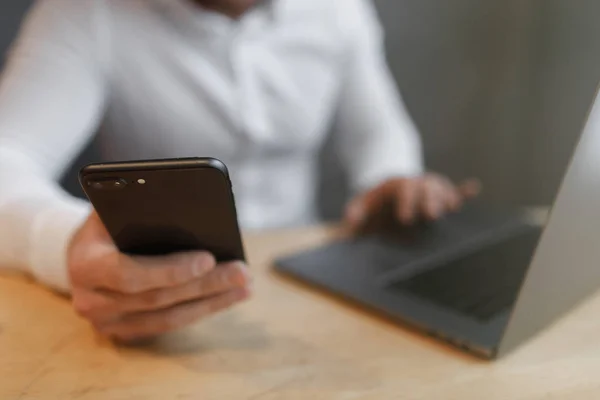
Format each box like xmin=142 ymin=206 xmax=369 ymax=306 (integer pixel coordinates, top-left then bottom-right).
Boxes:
xmin=155 ymin=0 xmax=283 ymax=22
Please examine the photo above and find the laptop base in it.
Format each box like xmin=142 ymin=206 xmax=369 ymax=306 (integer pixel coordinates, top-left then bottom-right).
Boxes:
xmin=274 ymin=207 xmax=541 ymax=359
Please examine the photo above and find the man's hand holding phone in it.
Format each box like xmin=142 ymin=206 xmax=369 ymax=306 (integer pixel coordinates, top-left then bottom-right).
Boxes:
xmin=67 ymin=211 xmax=251 ymax=343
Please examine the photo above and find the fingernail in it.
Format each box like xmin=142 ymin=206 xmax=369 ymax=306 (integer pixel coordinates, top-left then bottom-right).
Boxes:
xmin=191 ymin=263 xmax=204 ymax=277
xmin=192 ymin=254 xmax=213 ymax=277
xmin=235 ymin=264 xmax=252 ymax=285
xmin=235 ymin=261 xmax=249 ymax=270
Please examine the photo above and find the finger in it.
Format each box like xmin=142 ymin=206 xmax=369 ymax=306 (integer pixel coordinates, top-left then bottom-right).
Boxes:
xmin=395 ymin=179 xmax=419 ymax=225
xmin=344 ymin=196 xmax=368 ymax=229
xmin=72 ymin=288 xmax=117 ymax=322
xmin=344 ymin=182 xmax=391 ymax=229
xmin=458 ymin=179 xmax=482 ymax=199
xmin=98 ymin=287 xmax=251 ymax=341
xmin=75 ymin=262 xmax=249 ymax=323
xmin=118 ymin=262 xmax=250 ymax=314
xmin=438 ymin=178 xmax=462 ymax=212
xmin=90 ymin=251 xmax=217 ymax=294
xmin=421 ymin=178 xmax=446 ymax=220
xmin=446 ymin=188 xmax=462 ymax=212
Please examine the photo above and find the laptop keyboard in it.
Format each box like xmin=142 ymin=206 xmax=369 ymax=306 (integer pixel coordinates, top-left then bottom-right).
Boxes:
xmin=389 ymin=229 xmax=542 ymax=322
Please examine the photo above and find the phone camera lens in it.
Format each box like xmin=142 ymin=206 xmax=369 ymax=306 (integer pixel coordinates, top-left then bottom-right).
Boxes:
xmin=89 ymin=181 xmax=103 ymax=189
xmin=112 ymin=179 xmax=127 ymax=189
xmin=88 ymin=178 xmax=127 ymax=190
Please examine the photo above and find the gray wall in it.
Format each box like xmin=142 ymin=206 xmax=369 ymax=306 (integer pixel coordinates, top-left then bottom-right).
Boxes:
xmin=524 ymin=0 xmax=600 ymax=205
xmin=0 ymin=0 xmax=97 ymax=198
xmin=372 ymin=0 xmax=539 ymax=207
xmin=372 ymin=0 xmax=600 ymax=208
xmin=0 ymin=1 xmax=29 ymax=59
xmin=2 ymin=0 xmax=600 ymax=216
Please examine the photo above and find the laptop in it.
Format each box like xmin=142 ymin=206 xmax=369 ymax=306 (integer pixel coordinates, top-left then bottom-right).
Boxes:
xmin=274 ymin=88 xmax=600 ymax=360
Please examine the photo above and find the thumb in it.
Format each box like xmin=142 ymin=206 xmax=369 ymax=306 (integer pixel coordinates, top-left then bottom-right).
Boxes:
xmin=80 ymin=210 xmax=113 ymax=243
xmin=69 ymin=210 xmax=115 ymax=261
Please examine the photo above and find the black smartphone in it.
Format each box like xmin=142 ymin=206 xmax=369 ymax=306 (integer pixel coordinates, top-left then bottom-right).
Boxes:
xmin=79 ymin=157 xmax=246 ymax=263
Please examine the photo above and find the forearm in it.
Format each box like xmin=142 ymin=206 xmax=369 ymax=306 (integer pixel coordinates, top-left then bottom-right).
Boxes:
xmin=0 ymin=0 xmax=108 ymax=291
xmin=0 ymin=147 xmax=90 ymax=292
xmin=335 ymin=54 xmax=424 ymax=193
xmin=334 ymin=0 xmax=425 ymax=194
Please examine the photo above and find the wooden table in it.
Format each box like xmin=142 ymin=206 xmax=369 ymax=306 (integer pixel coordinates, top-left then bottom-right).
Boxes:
xmin=2 ymin=224 xmax=600 ymax=400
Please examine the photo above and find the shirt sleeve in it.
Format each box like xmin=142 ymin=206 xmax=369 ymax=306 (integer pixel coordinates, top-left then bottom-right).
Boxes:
xmin=0 ymin=0 xmax=109 ymax=292
xmin=333 ymin=0 xmax=424 ymax=193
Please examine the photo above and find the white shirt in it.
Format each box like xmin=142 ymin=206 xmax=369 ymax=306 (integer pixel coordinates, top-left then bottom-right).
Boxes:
xmin=0 ymin=0 xmax=423 ymax=292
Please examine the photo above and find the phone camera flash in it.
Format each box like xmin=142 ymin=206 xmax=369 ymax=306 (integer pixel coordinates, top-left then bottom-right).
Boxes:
xmin=137 ymin=179 xmax=146 ymax=185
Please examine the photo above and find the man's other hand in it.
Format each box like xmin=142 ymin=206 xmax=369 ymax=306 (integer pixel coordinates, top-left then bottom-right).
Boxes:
xmin=67 ymin=212 xmax=251 ymax=343
xmin=345 ymin=173 xmax=481 ymax=230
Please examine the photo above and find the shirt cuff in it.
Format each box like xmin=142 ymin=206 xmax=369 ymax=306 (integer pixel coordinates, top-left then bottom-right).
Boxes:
xmin=350 ymin=152 xmax=424 ymax=194
xmin=28 ymin=198 xmax=90 ymax=293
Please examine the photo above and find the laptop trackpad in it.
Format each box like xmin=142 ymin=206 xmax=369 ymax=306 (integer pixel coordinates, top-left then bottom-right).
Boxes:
xmin=385 ymin=228 xmax=542 ymax=322
xmin=351 ymin=207 xmax=537 ymax=282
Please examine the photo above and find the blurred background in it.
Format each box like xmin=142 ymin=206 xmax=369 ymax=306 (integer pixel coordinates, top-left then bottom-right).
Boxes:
xmin=2 ymin=0 xmax=600 ymax=220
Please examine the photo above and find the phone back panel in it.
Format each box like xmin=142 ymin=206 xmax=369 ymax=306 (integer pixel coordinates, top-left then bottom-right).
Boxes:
xmin=80 ymin=159 xmax=245 ymax=263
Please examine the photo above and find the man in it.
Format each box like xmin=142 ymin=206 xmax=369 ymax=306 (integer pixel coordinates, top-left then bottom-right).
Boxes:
xmin=0 ymin=0 xmax=478 ymax=342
